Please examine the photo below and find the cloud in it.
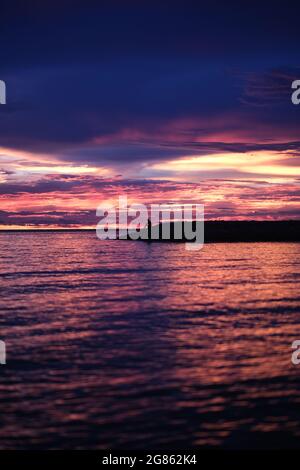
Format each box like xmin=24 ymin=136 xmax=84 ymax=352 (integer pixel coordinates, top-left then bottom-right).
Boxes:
xmin=1 ymin=2 xmax=300 ymax=226
xmin=1 ymin=175 xmax=299 ymax=227
xmin=239 ymin=67 xmax=300 ymax=107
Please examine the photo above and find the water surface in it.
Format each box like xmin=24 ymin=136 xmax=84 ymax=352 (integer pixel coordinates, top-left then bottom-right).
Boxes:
xmin=0 ymin=233 xmax=299 ymax=449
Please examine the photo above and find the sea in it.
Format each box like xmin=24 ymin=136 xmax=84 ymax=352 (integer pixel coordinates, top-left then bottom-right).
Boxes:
xmin=0 ymin=232 xmax=299 ymax=449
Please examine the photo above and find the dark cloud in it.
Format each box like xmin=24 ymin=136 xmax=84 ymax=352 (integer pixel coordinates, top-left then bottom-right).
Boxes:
xmin=0 ymin=175 xmax=191 ymax=196
xmin=0 ymin=209 xmax=97 ymax=227
xmin=2 ymin=1 xmax=300 ymax=69
xmin=1 ymin=1 xmax=300 ymax=161
xmin=239 ymin=68 xmax=300 ymax=107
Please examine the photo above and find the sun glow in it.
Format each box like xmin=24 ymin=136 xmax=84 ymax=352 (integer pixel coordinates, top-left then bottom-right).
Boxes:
xmin=149 ymin=151 xmax=299 ymax=180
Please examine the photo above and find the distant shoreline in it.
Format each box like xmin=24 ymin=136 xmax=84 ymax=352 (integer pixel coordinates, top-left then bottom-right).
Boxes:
xmin=1 ymin=220 xmax=299 ymax=243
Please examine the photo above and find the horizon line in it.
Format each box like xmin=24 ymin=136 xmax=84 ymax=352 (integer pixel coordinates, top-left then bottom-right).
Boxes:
xmin=1 ymin=219 xmax=300 ymax=232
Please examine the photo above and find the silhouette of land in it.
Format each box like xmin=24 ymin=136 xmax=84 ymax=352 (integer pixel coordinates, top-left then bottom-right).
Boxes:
xmin=128 ymin=220 xmax=300 ymax=243
xmin=1 ymin=221 xmax=299 ymax=243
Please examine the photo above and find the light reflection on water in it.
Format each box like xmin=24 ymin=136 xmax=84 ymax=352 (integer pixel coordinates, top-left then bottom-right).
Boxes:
xmin=0 ymin=232 xmax=299 ymax=449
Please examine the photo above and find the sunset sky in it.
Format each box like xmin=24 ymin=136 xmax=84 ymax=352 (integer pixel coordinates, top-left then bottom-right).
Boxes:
xmin=1 ymin=1 xmax=300 ymax=228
